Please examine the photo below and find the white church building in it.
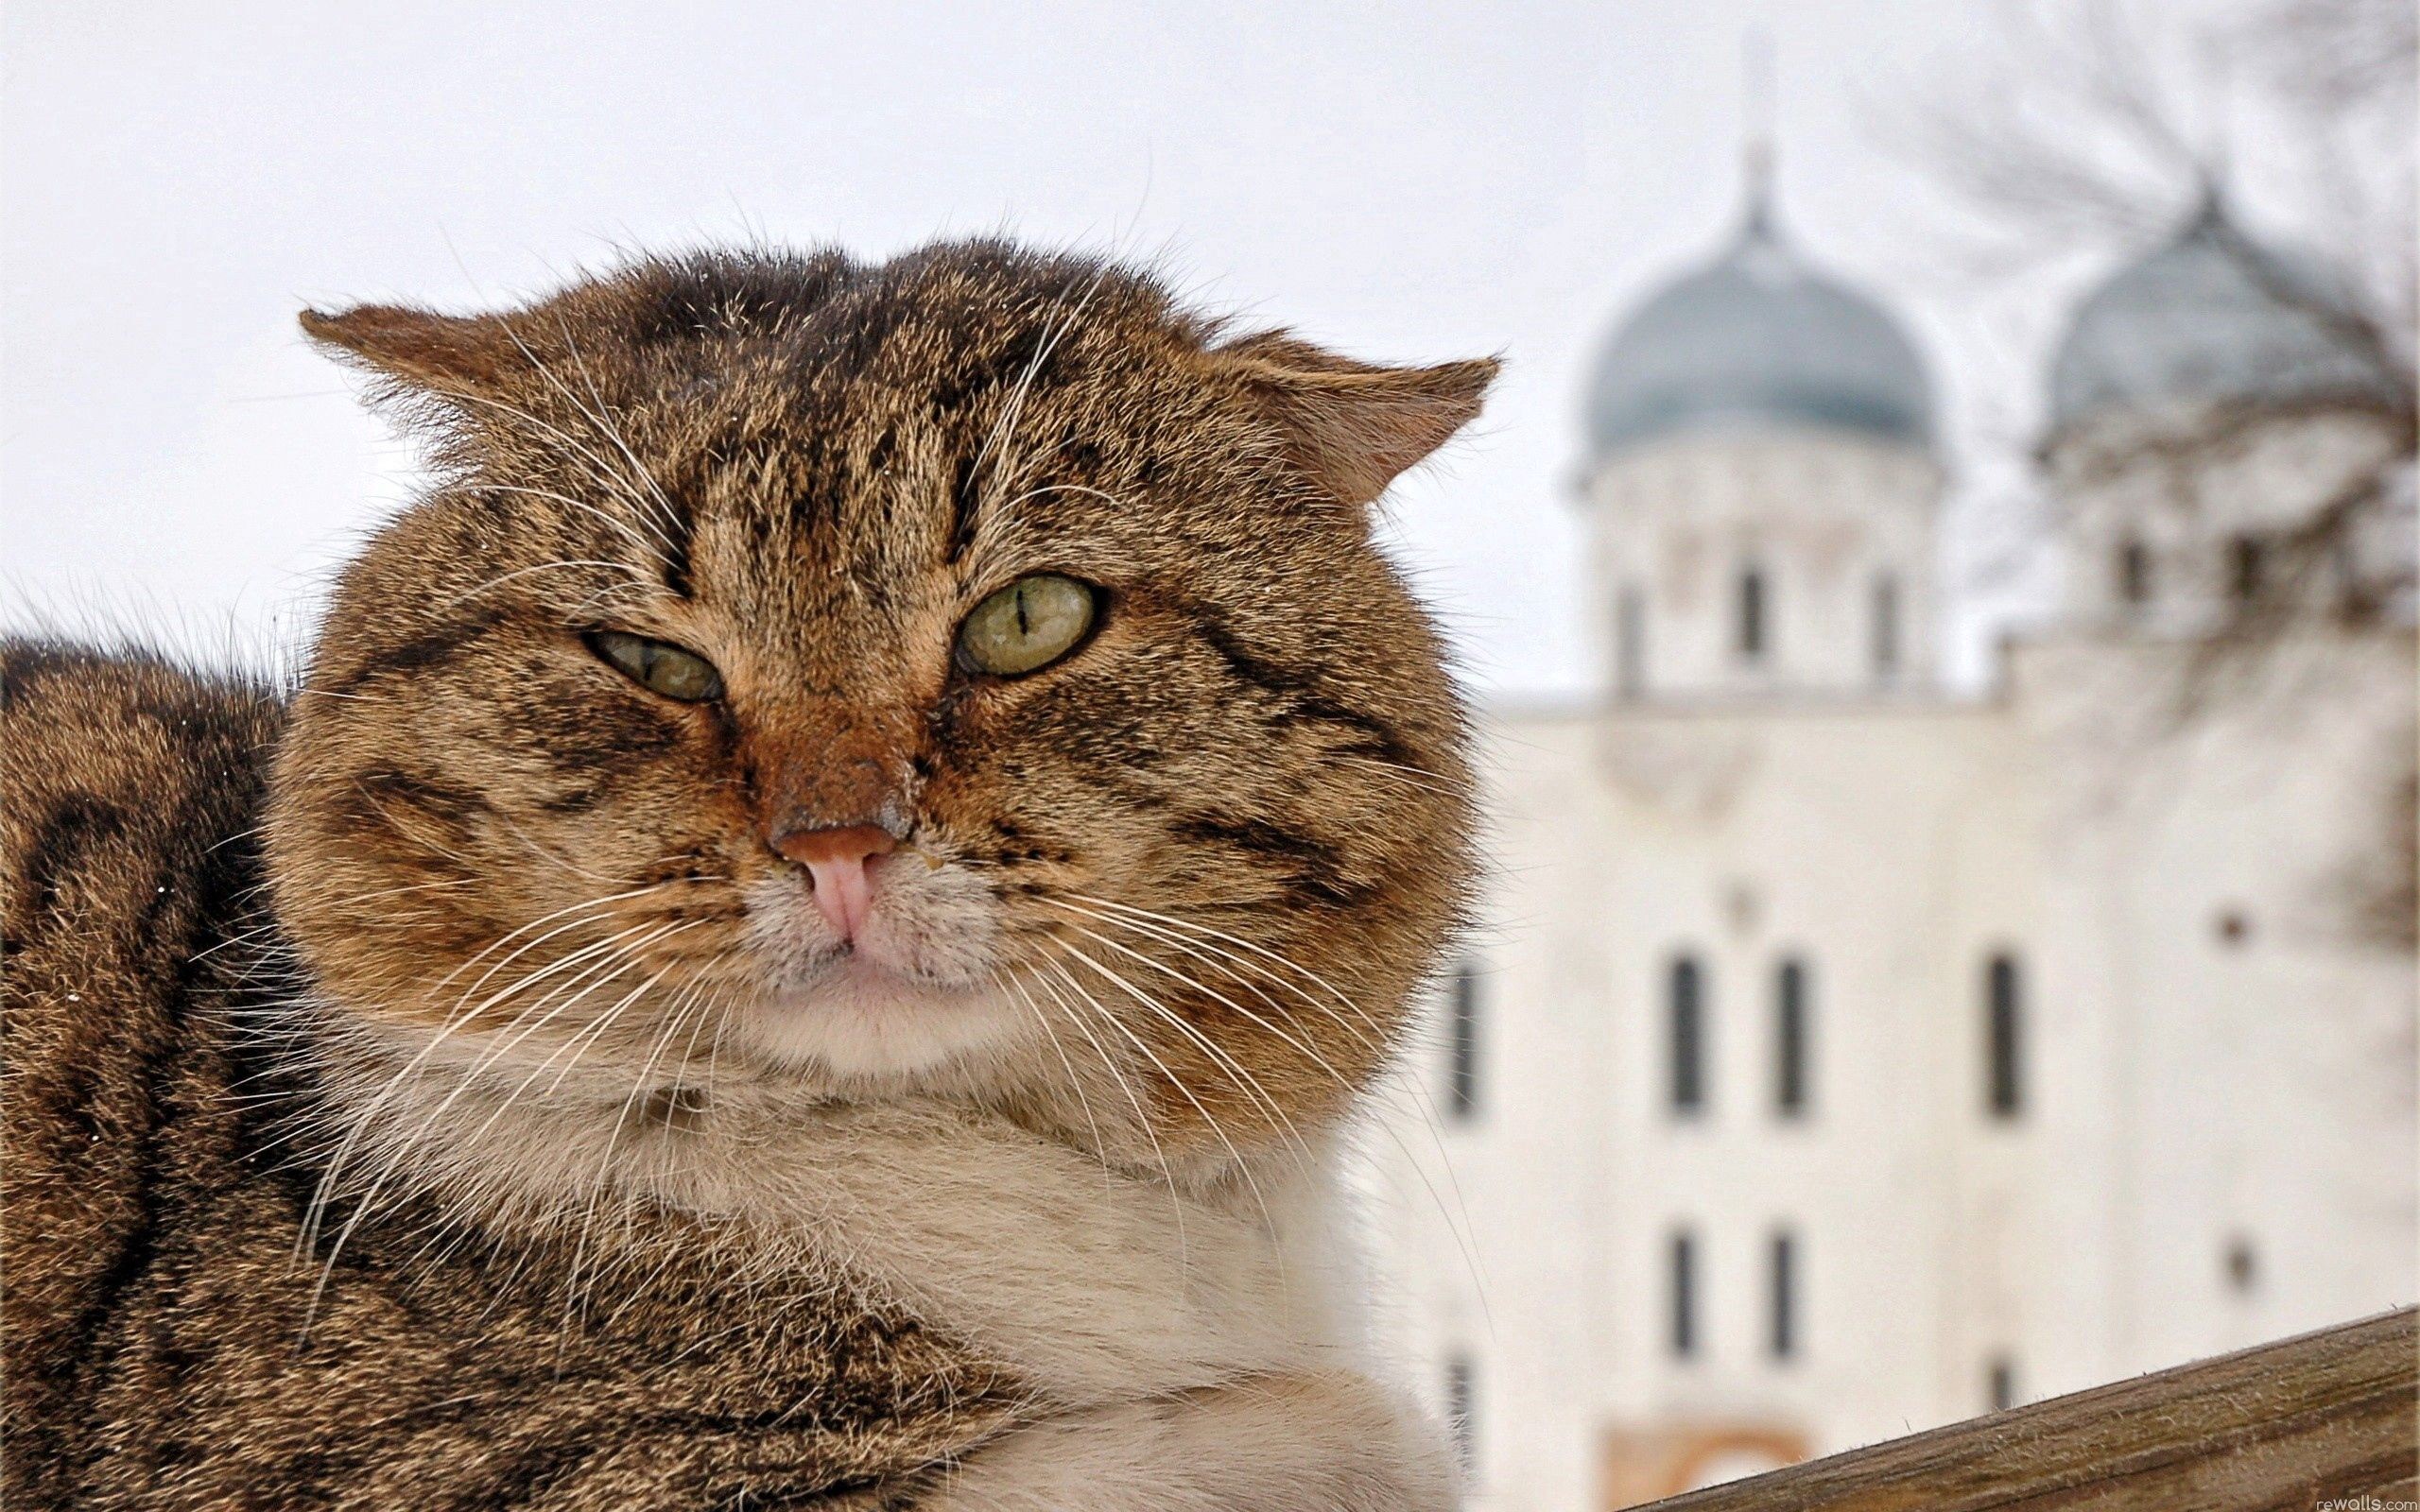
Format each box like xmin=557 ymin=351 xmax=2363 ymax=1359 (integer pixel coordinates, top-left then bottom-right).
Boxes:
xmin=1366 ymin=167 xmax=2417 ymax=1510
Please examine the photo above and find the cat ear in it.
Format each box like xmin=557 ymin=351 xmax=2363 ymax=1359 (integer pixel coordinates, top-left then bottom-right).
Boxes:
xmin=1217 ymin=333 xmax=1499 ymax=507
xmin=299 ymin=303 xmax=531 ymax=396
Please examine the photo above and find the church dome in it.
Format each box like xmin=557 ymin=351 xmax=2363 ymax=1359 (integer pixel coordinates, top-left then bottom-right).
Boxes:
xmin=1586 ymin=198 xmax=1935 ymax=457
xmin=2048 ymin=191 xmax=2400 ymax=433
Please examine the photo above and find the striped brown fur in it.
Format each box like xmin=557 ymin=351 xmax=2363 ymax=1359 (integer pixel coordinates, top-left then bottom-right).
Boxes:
xmin=2 ymin=239 xmax=1493 ymax=1507
xmin=2 ymin=646 xmax=1014 ymax=1508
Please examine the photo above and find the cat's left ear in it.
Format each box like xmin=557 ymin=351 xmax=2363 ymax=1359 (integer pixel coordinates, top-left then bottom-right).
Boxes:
xmin=299 ymin=303 xmax=534 ymax=398
xmin=1215 ymin=332 xmax=1499 ymax=507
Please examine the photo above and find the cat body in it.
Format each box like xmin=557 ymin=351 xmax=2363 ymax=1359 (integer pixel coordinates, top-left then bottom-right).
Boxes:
xmin=1 ymin=240 xmax=1492 ymax=1508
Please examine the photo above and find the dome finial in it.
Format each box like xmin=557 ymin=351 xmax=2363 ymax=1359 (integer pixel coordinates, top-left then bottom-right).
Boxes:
xmin=2194 ymin=32 xmax=2235 ymax=205
xmin=2186 ymin=164 xmax=2229 ymax=236
xmin=1742 ymin=27 xmax=1778 ymax=235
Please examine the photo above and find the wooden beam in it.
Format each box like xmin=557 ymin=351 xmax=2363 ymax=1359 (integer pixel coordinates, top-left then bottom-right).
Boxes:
xmin=1633 ymin=1307 xmax=2417 ymax=1510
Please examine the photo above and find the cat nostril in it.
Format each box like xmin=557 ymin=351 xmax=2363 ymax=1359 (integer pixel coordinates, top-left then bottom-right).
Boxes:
xmin=769 ymin=822 xmax=897 ymax=869
xmin=770 ymin=824 xmax=896 ymax=942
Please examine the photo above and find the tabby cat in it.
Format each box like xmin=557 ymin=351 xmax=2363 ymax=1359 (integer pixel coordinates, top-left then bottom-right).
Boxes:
xmin=1 ymin=239 xmax=1493 ymax=1509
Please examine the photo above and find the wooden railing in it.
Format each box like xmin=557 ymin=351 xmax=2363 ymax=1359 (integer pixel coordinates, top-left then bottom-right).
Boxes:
xmin=1635 ymin=1308 xmax=2417 ymax=1510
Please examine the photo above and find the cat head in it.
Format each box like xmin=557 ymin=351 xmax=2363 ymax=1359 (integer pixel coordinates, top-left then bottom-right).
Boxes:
xmin=268 ymin=240 xmax=1490 ymax=1167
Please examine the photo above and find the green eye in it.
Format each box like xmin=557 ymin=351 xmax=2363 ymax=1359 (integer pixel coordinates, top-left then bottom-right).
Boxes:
xmin=958 ymin=575 xmax=1098 ymax=677
xmin=586 ymin=630 xmax=724 ymax=702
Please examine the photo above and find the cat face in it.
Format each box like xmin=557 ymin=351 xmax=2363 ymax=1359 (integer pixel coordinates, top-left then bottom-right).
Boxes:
xmin=268 ymin=242 xmax=1490 ymax=1163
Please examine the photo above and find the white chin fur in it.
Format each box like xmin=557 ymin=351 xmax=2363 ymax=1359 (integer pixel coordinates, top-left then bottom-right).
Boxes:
xmin=735 ymin=864 xmax=1023 ymax=1080
xmin=730 ymin=967 xmax=1025 ymax=1079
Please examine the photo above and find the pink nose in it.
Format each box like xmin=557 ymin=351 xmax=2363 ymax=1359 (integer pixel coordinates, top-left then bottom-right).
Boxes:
xmin=770 ymin=823 xmax=896 ymax=942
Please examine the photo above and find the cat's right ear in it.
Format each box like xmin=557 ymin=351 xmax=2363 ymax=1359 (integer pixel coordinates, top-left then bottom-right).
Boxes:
xmin=1212 ymin=332 xmax=1499 ymax=509
xmin=299 ymin=304 xmax=528 ymax=398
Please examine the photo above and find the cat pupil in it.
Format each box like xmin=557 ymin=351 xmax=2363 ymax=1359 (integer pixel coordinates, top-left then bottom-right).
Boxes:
xmin=957 ymin=575 xmax=1097 ymax=677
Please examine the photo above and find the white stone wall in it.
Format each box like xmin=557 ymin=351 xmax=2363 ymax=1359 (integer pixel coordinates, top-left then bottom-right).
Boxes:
xmin=2042 ymin=403 xmax=2411 ymax=632
xmin=1358 ymin=399 xmax=2417 ymax=1509
xmin=1361 ymin=637 xmax=2414 ymax=1507
xmin=1582 ymin=428 xmax=1944 ymax=702
xmin=2009 ymin=629 xmax=2418 ymax=1384
xmin=1365 ymin=700 xmax=2039 ymax=1511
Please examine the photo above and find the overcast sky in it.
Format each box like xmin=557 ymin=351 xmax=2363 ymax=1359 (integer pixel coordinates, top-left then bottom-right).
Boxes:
xmin=5 ymin=1 xmax=2174 ymax=696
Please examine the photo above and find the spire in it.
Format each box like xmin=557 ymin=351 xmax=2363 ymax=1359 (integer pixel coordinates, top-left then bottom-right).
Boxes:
xmin=1740 ymin=27 xmax=1778 ymax=237
xmin=2184 ymin=166 xmax=2230 ymax=237
xmin=2195 ymin=32 xmax=2235 ymax=199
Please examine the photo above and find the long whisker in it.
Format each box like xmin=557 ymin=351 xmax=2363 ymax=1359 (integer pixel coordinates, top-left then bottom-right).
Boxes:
xmin=299 ymin=915 xmax=692 ymax=1309
xmin=559 ymin=971 xmax=707 ymax=1345
xmin=462 ymin=484 xmax=677 ymax=570
xmin=996 ymin=964 xmax=1112 ymax=1185
xmin=190 ymin=876 xmax=479 ymax=965
xmin=1039 ymin=953 xmax=1282 ymax=1255
xmin=544 ymin=311 xmax=689 ymax=545
xmin=1022 ymin=958 xmax=1190 ymax=1266
xmin=1054 ymin=893 xmax=1494 ymax=1318
xmin=427 ymin=386 xmax=680 ymax=556
xmin=1043 ymin=902 xmax=1360 ymax=1083
xmin=310 ymin=937 xmax=680 ymax=1285
xmin=446 ymin=949 xmax=695 ymax=1163
xmin=1056 ymin=894 xmax=1389 ymax=1063
xmin=295 ymin=896 xmax=659 ymax=1261
xmin=439 ymin=559 xmax=648 ymax=610
xmin=1334 ymin=753 xmax=1463 ymax=799
xmin=1052 ymin=934 xmax=1314 ymax=1162
xmin=435 ymin=883 xmax=677 ymax=1005
xmin=1068 ymin=892 xmax=1397 ymax=1044
xmin=969 ymin=258 xmax=1118 ymax=511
